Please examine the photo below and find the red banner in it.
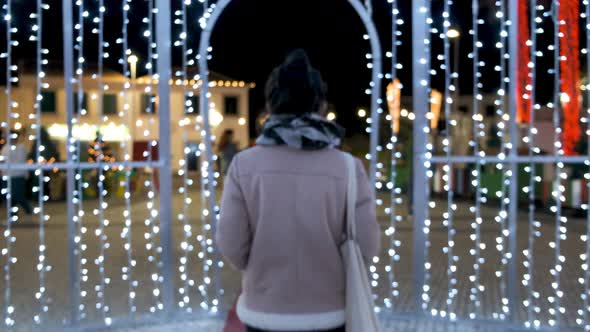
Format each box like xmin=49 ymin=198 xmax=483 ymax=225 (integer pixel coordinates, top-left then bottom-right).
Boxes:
xmin=559 ymin=0 xmax=581 ymax=155
xmin=517 ymin=0 xmax=531 ymax=124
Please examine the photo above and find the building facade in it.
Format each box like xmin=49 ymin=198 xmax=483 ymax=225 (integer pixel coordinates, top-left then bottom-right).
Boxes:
xmin=0 ymin=71 xmax=253 ymax=171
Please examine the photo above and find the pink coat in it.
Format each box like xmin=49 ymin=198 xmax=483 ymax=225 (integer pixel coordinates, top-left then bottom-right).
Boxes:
xmin=216 ymin=145 xmax=380 ymax=331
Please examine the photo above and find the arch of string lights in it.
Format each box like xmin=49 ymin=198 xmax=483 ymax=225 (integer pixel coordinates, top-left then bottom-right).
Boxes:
xmin=1 ymin=0 xmax=590 ymax=331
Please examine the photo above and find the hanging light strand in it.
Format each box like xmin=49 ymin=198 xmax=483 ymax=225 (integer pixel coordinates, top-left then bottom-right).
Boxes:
xmin=195 ymin=1 xmax=212 ymax=311
xmin=74 ymin=0 xmax=88 ymax=320
xmin=523 ymin=0 xmax=540 ymax=328
xmin=177 ymin=0 xmax=194 ymax=311
xmin=422 ymin=0 xmax=434 ymax=313
xmin=144 ymin=0 xmax=163 ymax=313
xmin=583 ymin=1 xmax=590 ymax=329
xmin=94 ymin=0 xmax=111 ymax=325
xmin=549 ymin=0 xmax=565 ymax=326
xmin=492 ymin=0 xmax=510 ymax=321
xmin=120 ymin=0 xmax=136 ymax=315
xmin=384 ymin=0 xmax=402 ymax=312
xmin=32 ymin=0 xmax=50 ymax=324
xmin=2 ymin=0 xmax=16 ymax=327
xmin=442 ymin=0 xmax=457 ymax=321
xmin=469 ymin=0 xmax=485 ymax=319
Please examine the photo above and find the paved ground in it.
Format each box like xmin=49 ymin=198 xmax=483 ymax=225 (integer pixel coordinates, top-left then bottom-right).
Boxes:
xmin=0 ymin=180 xmax=588 ymax=331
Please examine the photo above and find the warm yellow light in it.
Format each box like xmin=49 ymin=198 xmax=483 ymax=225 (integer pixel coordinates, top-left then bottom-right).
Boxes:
xmin=447 ymin=29 xmax=460 ymax=39
xmin=14 ymin=122 xmax=22 ymax=130
xmin=209 ymin=109 xmax=224 ymax=127
xmin=127 ymin=54 xmax=139 ymax=64
xmin=408 ymin=112 xmax=416 ymax=121
xmin=401 ymin=109 xmax=409 ymax=117
xmin=358 ymin=109 xmax=367 ymax=118
xmin=327 ymin=112 xmax=336 ymax=121
xmin=238 ymin=117 xmax=247 ymax=126
xmin=48 ymin=123 xmax=130 ymax=142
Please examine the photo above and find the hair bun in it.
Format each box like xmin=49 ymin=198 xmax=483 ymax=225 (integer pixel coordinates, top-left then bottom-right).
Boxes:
xmin=265 ymin=49 xmax=324 ymax=115
xmin=278 ymin=49 xmax=312 ymax=88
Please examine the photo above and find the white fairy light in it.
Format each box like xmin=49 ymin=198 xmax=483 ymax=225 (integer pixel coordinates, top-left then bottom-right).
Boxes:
xmin=2 ymin=0 xmax=16 ymax=327
xmin=143 ymin=0 xmax=163 ymax=313
xmin=422 ymin=0 xmax=433 ymax=312
xmin=383 ymin=0 xmax=403 ymax=312
xmin=30 ymin=0 xmax=51 ymax=324
xmin=74 ymin=0 xmax=89 ymax=320
xmin=468 ymin=0 xmax=486 ymax=319
xmin=441 ymin=0 xmax=458 ymax=320
xmin=119 ymin=0 xmax=136 ymax=314
xmin=492 ymin=0 xmax=511 ymax=321
xmin=176 ymin=0 xmax=195 ymax=312
xmin=522 ymin=0 xmax=542 ymax=328
xmin=581 ymin=2 xmax=590 ymax=329
xmin=93 ymin=0 xmax=111 ymax=324
xmin=549 ymin=0 xmax=566 ymax=326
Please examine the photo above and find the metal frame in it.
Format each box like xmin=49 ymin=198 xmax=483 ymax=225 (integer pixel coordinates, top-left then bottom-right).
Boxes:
xmin=59 ymin=0 xmax=174 ymax=326
xmin=412 ymin=0 xmax=590 ymax=323
xmin=16 ymin=0 xmax=585 ymax=330
xmin=411 ymin=0 xmax=430 ymax=312
xmin=155 ymin=0 xmax=175 ymax=315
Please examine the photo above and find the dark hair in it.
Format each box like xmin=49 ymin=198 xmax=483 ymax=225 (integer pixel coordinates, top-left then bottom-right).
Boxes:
xmin=265 ymin=49 xmax=326 ymax=115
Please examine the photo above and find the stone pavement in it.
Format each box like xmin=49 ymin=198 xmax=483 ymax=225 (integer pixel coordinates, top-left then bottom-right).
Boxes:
xmin=0 ymin=187 xmax=588 ymax=331
xmin=105 ymin=318 xmax=514 ymax=332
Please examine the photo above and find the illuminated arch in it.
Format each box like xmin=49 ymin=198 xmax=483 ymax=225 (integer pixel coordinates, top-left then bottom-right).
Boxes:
xmin=197 ymin=0 xmax=384 ymax=209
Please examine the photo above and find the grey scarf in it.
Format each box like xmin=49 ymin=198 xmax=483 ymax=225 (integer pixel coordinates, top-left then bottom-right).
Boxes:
xmin=256 ymin=113 xmax=345 ymax=150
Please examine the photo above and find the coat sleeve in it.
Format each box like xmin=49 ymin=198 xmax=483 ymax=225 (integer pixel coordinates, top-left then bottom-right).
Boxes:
xmin=216 ymin=155 xmax=251 ymax=271
xmin=354 ymin=158 xmax=381 ymax=260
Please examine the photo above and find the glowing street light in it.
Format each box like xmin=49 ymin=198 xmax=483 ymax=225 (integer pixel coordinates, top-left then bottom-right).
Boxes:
xmin=447 ymin=28 xmax=460 ymax=39
xmin=127 ymin=54 xmax=139 ymax=80
xmin=327 ymin=112 xmax=336 ymax=121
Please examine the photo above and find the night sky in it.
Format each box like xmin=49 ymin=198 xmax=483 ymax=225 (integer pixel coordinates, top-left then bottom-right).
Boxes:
xmin=2 ymin=0 xmax=571 ymax=136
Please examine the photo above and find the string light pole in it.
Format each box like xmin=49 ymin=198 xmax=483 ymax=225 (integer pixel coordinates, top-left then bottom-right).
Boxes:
xmin=2 ymin=0 xmax=17 ymax=327
xmin=412 ymin=0 xmax=431 ymax=313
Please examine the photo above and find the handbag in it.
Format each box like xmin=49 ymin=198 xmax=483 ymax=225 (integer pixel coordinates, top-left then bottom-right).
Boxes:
xmin=341 ymin=153 xmax=380 ymax=332
xmin=223 ymin=292 xmax=246 ymax=332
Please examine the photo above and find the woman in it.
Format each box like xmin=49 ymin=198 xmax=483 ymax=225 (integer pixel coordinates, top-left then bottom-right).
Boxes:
xmin=1 ymin=130 xmax=33 ymax=220
xmin=216 ymin=50 xmax=380 ymax=332
xmin=218 ymin=129 xmax=239 ymax=176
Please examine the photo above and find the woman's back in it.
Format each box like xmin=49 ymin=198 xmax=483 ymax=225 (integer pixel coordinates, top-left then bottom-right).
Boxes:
xmin=216 ymin=49 xmax=380 ymax=332
xmin=217 ymin=145 xmax=379 ymax=330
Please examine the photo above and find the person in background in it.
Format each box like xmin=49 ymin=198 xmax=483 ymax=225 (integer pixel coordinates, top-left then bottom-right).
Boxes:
xmin=1 ymin=130 xmax=33 ymax=221
xmin=216 ymin=49 xmax=380 ymax=332
xmin=218 ymin=129 xmax=238 ymax=176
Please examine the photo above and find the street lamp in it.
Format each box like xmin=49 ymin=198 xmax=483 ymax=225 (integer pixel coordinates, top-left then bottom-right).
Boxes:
xmin=128 ymin=54 xmax=138 ymax=81
xmin=327 ymin=112 xmax=336 ymax=121
xmin=447 ymin=28 xmax=461 ymax=115
xmin=447 ymin=28 xmax=460 ymax=39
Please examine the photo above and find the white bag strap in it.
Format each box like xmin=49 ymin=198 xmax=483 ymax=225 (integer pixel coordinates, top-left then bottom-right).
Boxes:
xmin=345 ymin=153 xmax=357 ymax=240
